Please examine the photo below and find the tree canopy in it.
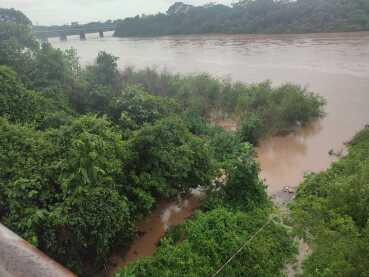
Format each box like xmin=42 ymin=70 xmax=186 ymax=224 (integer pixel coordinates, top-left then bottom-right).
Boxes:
xmin=114 ymin=0 xmax=369 ymax=37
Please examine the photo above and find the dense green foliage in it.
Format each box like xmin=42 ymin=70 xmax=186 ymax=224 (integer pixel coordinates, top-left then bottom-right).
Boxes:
xmin=118 ymin=209 xmax=295 ymax=277
xmin=110 ymin=87 xmax=179 ymax=135
xmin=115 ymin=0 xmax=369 ymax=37
xmin=0 ymin=8 xmax=37 ymax=81
xmin=0 ymin=66 xmax=73 ymax=128
xmin=117 ymin=143 xmax=296 ymax=276
xmin=0 ymin=10 xmax=214 ymax=274
xmin=0 ymin=103 xmax=214 ymax=275
xmin=290 ymin=127 xmax=369 ymax=276
xmin=0 ymin=115 xmax=133 ymax=273
xmin=1 ymin=8 xmax=324 ymax=276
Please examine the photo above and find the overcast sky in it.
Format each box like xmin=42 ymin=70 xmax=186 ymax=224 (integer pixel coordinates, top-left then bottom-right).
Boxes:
xmin=1 ymin=0 xmax=235 ymax=25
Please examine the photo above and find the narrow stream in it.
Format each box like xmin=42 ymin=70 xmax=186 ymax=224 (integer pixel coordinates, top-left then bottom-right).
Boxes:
xmin=107 ymin=192 xmax=204 ymax=276
xmin=105 ymin=117 xmax=356 ymax=276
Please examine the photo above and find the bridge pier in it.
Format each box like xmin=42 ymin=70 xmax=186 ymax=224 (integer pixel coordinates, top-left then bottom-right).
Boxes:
xmin=80 ymin=31 xmax=86 ymax=40
xmin=99 ymin=30 xmax=104 ymax=38
xmin=59 ymin=32 xmax=67 ymax=41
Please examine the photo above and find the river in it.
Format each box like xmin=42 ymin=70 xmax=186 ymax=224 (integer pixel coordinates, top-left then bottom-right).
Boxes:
xmin=50 ymin=31 xmax=369 ymax=273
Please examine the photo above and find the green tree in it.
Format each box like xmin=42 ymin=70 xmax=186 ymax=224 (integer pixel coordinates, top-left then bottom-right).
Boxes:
xmin=28 ymin=43 xmax=77 ymax=91
xmin=74 ymin=52 xmax=122 ymax=114
xmin=110 ymin=86 xmax=179 ymax=133
xmin=84 ymin=51 xmax=120 ymax=88
xmin=123 ymin=117 xmax=215 ymax=200
xmin=0 ymin=66 xmax=56 ymax=125
xmin=50 ymin=115 xmax=126 ymax=195
xmin=40 ymin=187 xmax=133 ymax=276
xmin=238 ymin=113 xmax=263 ymax=145
xmin=118 ymin=208 xmax=295 ymax=277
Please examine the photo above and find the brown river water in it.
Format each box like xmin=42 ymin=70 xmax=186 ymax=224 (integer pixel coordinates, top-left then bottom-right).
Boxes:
xmin=51 ymin=31 xmax=369 ymax=274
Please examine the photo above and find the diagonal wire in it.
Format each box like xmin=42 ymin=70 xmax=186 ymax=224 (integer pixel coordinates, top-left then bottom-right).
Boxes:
xmin=212 ymin=215 xmax=276 ymax=277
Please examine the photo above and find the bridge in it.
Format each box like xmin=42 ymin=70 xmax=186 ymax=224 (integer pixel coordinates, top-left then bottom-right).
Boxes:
xmin=32 ymin=26 xmax=115 ymax=41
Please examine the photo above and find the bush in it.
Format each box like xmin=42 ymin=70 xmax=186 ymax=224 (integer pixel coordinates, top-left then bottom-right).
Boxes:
xmin=290 ymin=128 xmax=369 ymax=276
xmin=117 ymin=140 xmax=292 ymax=277
xmin=121 ymin=69 xmax=326 ymax=138
xmin=123 ymin=117 xmax=215 ymax=200
xmin=110 ymin=86 xmax=179 ymax=134
xmin=0 ymin=116 xmax=134 ymax=275
xmin=203 ymin=142 xmax=267 ymax=212
xmin=238 ymin=113 xmax=264 ymax=145
xmin=50 ymin=115 xmax=126 ymax=195
xmin=40 ymin=187 xmax=133 ymax=275
xmin=0 ymin=66 xmax=48 ymax=123
xmin=117 ymin=208 xmax=296 ymax=277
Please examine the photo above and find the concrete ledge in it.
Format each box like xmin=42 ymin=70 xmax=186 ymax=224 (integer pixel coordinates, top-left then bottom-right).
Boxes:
xmin=0 ymin=224 xmax=76 ymax=277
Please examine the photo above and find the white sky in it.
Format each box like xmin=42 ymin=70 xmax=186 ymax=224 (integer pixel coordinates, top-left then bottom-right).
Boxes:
xmin=0 ymin=0 xmax=235 ymax=25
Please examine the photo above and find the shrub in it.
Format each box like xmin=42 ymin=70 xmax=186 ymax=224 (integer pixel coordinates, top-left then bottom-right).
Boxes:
xmin=290 ymin=128 xmax=369 ymax=276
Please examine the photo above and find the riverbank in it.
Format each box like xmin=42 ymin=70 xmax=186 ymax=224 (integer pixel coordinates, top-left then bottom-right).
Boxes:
xmin=106 ymin=192 xmax=204 ymax=277
xmin=105 ymin=113 xmax=369 ymax=276
xmin=115 ymin=140 xmax=297 ymax=276
xmin=289 ymin=127 xmax=369 ymax=276
xmin=106 ymin=117 xmax=310 ymax=276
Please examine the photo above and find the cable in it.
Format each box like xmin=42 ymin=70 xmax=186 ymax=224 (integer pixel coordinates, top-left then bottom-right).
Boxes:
xmin=211 ymin=215 xmax=276 ymax=277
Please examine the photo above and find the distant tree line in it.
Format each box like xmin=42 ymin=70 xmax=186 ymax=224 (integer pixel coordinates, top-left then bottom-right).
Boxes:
xmin=114 ymin=0 xmax=369 ymax=37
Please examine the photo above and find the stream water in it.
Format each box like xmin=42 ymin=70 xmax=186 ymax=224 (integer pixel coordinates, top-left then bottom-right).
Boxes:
xmin=51 ymin=31 xmax=369 ymax=275
xmin=107 ymin=193 xmax=204 ymax=276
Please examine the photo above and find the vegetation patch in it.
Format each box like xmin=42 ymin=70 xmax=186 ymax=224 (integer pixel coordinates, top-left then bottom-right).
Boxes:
xmin=290 ymin=127 xmax=369 ymax=276
xmin=117 ymin=144 xmax=297 ymax=277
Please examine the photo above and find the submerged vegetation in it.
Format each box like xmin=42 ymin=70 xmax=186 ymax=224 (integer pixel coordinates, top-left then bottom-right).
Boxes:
xmin=290 ymin=127 xmax=369 ymax=276
xmin=114 ymin=0 xmax=369 ymax=37
xmin=0 ymin=8 xmax=328 ymax=276
xmin=121 ymin=68 xmax=325 ymax=144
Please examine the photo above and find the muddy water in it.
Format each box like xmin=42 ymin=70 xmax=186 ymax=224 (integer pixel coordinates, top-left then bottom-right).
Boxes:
xmin=51 ymin=31 xmax=369 ymax=193
xmin=51 ymin=31 xmax=369 ymax=270
xmin=107 ymin=192 xmax=203 ymax=276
